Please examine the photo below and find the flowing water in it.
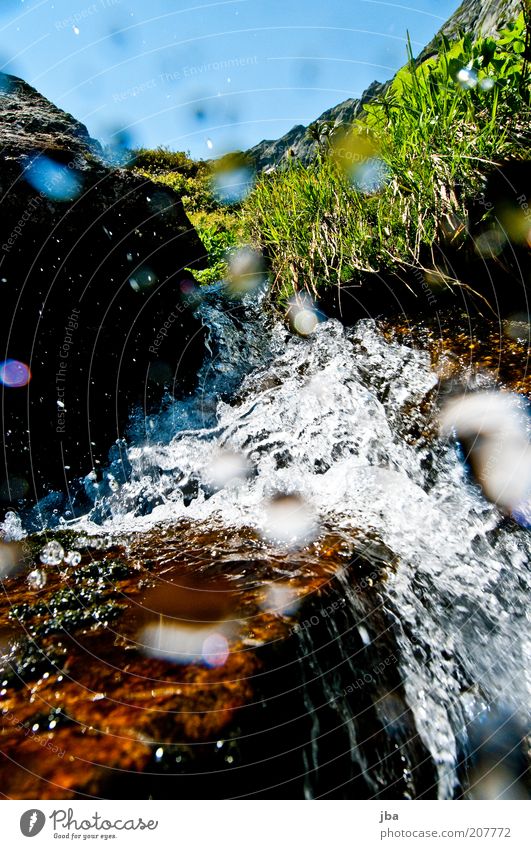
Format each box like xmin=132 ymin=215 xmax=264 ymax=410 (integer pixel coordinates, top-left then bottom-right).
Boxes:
xmin=3 ymin=286 xmax=530 ymax=798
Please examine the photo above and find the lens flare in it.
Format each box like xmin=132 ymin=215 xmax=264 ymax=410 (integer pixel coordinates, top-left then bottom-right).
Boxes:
xmin=0 ymin=359 xmax=31 ymax=388
xmin=24 ymin=156 xmax=82 ymax=202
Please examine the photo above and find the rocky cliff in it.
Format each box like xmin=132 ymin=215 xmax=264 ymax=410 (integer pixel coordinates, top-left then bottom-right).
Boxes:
xmin=247 ymin=81 xmax=386 ymax=171
xmin=0 ymin=74 xmax=207 ymax=517
xmin=436 ymin=0 xmax=522 ymax=40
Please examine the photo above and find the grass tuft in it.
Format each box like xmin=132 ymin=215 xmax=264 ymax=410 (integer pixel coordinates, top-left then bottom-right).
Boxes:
xmin=242 ymin=11 xmax=531 ymax=305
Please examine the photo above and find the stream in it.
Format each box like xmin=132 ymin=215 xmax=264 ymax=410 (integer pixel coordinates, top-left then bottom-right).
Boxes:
xmin=2 ymin=285 xmax=530 ymax=799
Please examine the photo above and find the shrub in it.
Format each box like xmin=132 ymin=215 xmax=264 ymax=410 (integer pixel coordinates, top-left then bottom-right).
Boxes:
xmin=130 ymin=147 xmax=243 ymax=282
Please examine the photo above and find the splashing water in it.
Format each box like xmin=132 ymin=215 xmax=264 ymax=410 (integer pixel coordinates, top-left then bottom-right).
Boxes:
xmin=22 ymin=286 xmax=531 ymax=797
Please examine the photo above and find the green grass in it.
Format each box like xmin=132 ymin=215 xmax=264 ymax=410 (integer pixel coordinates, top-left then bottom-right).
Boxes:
xmin=242 ymin=10 xmax=531 ymax=305
xmin=130 ymin=147 xmax=243 ymax=284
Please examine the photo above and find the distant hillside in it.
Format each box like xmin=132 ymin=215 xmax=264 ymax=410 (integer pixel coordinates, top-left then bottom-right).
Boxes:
xmin=247 ymin=0 xmax=525 ymax=171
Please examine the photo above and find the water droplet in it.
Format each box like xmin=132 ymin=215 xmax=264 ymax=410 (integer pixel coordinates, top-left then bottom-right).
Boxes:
xmin=457 ymin=67 xmax=478 ymax=89
xmin=138 ymin=579 xmax=235 ymax=666
xmin=201 ymin=632 xmax=229 ymax=668
xmin=64 ymin=550 xmax=81 ymax=567
xmin=226 ymin=246 xmax=267 ymax=297
xmin=0 ymin=359 xmax=31 ymax=388
xmin=211 ymin=156 xmax=255 ymax=205
xmin=440 ymin=391 xmax=531 ymax=513
xmin=24 ymin=156 xmax=82 ymax=202
xmin=205 ymin=449 xmax=250 ymax=491
xmin=479 ymin=76 xmax=495 ymax=91
xmin=358 ymin=625 xmax=371 ymax=646
xmin=129 ymin=266 xmax=158 ymax=293
xmin=39 ymin=540 xmax=65 ymax=566
xmin=259 ymin=493 xmax=319 ymax=548
xmin=27 ymin=569 xmax=46 ymax=590
xmin=350 ymin=156 xmax=391 ymax=194
xmin=474 ymin=229 xmax=506 ymax=257
xmin=0 ymin=511 xmax=25 ymax=542
xmin=260 ymin=583 xmax=299 ymax=616
xmin=0 ymin=543 xmax=21 ymax=579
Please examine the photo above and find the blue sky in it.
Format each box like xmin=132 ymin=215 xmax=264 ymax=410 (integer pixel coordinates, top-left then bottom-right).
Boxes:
xmin=0 ymin=0 xmax=459 ymax=158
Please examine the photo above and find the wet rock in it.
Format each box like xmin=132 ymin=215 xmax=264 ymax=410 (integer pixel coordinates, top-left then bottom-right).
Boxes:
xmin=0 ymin=523 xmax=441 ymax=800
xmin=0 ymin=73 xmax=207 ymax=513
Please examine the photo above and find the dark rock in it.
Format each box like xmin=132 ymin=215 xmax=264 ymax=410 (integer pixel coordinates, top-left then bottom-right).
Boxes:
xmin=0 ymin=73 xmax=207 ymax=514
